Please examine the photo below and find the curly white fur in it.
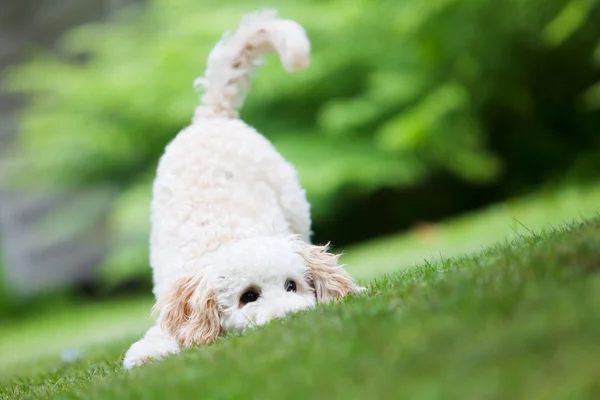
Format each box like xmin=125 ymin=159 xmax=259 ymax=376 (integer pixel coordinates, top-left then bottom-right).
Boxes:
xmin=123 ymin=9 xmax=362 ymax=369
xmin=193 ymin=9 xmax=310 ymax=120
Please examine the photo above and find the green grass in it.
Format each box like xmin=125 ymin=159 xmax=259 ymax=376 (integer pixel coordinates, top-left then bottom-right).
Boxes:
xmin=344 ymin=184 xmax=600 ymax=279
xmin=1 ymin=217 xmax=599 ymax=399
xmin=0 ymin=298 xmax=152 ymax=373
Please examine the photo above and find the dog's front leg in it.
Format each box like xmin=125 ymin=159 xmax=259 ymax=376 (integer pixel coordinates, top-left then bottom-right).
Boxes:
xmin=123 ymin=324 xmax=180 ymax=369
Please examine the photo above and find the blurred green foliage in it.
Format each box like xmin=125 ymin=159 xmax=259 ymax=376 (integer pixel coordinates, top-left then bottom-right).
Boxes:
xmin=0 ymin=249 xmax=7 ymax=310
xmin=3 ymin=0 xmax=600 ymax=286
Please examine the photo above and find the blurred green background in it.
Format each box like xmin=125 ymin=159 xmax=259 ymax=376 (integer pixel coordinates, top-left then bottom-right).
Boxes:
xmin=0 ymin=0 xmax=599 ymax=317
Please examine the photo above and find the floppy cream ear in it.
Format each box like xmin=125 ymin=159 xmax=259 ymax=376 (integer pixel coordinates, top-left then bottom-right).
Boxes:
xmin=154 ymin=275 xmax=221 ymax=348
xmin=302 ymin=243 xmax=362 ymax=303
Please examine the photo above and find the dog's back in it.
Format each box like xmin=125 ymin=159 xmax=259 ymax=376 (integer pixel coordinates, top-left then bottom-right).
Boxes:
xmin=150 ymin=10 xmax=312 ymax=297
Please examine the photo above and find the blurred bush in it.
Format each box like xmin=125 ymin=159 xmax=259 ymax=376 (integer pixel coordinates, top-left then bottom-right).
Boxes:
xmin=2 ymin=0 xmax=600 ymax=287
xmin=0 ymin=248 xmax=7 ymax=311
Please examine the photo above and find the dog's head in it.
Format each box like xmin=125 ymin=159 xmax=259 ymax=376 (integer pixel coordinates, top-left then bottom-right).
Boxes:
xmin=154 ymin=236 xmax=362 ymax=347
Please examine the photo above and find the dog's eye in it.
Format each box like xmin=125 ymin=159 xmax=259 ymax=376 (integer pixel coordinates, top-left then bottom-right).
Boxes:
xmin=240 ymin=289 xmax=260 ymax=305
xmin=285 ymin=280 xmax=297 ymax=292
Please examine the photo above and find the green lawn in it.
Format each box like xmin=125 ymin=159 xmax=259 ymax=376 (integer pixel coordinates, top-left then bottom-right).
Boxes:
xmin=344 ymin=184 xmax=600 ymax=279
xmin=0 ymin=298 xmax=152 ymax=374
xmin=1 ymin=215 xmax=599 ymax=399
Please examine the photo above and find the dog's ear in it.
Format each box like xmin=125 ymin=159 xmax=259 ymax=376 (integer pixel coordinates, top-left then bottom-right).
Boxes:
xmin=154 ymin=275 xmax=221 ymax=347
xmin=301 ymin=243 xmax=363 ymax=303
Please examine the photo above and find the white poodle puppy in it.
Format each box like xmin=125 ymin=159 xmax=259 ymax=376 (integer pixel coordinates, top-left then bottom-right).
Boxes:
xmin=123 ymin=9 xmax=363 ymax=369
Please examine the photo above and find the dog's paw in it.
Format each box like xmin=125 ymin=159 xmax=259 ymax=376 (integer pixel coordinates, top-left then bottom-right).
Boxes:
xmin=123 ymin=327 xmax=180 ymax=369
xmin=123 ymin=353 xmax=153 ymax=370
xmin=356 ymin=285 xmax=368 ymax=293
xmin=123 ymin=343 xmax=177 ymax=369
xmin=123 ymin=341 xmax=159 ymax=369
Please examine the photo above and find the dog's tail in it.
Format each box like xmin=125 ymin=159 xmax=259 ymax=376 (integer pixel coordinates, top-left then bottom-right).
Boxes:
xmin=193 ymin=9 xmax=310 ymax=121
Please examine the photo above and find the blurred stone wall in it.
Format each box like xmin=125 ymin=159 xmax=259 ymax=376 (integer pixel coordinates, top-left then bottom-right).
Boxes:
xmin=0 ymin=0 xmax=137 ymax=295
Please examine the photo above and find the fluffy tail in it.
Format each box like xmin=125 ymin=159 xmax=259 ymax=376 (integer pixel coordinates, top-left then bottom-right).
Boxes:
xmin=192 ymin=9 xmax=310 ymax=121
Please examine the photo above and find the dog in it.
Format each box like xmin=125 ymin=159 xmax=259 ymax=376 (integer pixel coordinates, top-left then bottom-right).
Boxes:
xmin=123 ymin=9 xmax=363 ymax=369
